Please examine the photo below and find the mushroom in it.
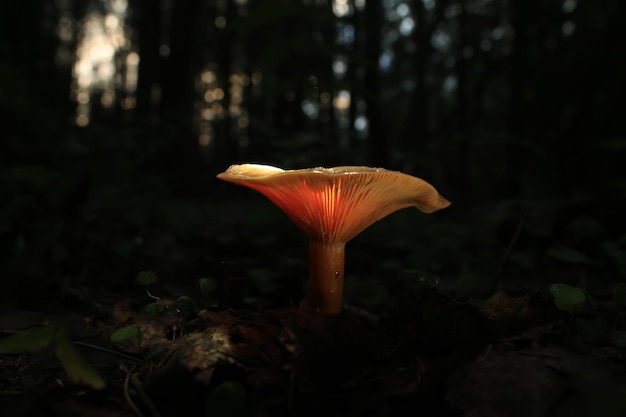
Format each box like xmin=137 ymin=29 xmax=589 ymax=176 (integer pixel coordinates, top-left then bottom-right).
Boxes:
xmin=217 ymin=164 xmax=451 ymax=314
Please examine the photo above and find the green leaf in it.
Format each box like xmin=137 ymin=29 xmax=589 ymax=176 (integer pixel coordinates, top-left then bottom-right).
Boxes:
xmin=242 ymin=296 xmax=260 ymax=306
xmin=550 ymin=283 xmax=586 ymax=311
xmin=110 ymin=325 xmax=142 ymax=346
xmin=0 ymin=324 xmax=56 ymax=353
xmin=547 ymin=245 xmax=593 ymax=265
xmin=198 ymin=277 xmax=218 ymax=295
xmin=175 ymin=296 xmax=198 ymax=314
xmin=135 ymin=270 xmax=157 ymax=286
xmin=566 ymin=216 xmax=604 ymax=238
xmin=613 ymin=284 xmax=626 ymax=310
xmin=0 ymin=324 xmax=105 ymax=390
xmin=55 ymin=328 xmax=106 ymax=390
xmin=204 ymin=381 xmax=246 ymax=417
xmin=143 ymin=302 xmax=166 ymax=316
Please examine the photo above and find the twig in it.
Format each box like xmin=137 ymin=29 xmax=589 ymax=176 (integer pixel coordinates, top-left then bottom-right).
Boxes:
xmin=73 ymin=341 xmax=144 ymax=365
xmin=121 ymin=364 xmax=144 ymax=417
xmin=130 ymin=373 xmax=162 ymax=417
xmin=494 ymin=212 xmax=529 ymax=287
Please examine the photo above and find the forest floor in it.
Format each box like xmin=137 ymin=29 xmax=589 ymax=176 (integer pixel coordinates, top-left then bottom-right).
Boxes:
xmin=2 ymin=252 xmax=626 ymax=416
xmin=1 ymin=286 xmax=626 ymax=417
xmin=1 ymin=192 xmax=626 ymax=417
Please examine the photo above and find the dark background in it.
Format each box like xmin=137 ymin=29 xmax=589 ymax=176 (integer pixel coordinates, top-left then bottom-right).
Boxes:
xmin=2 ymin=1 xmax=626 ymax=416
xmin=1 ymin=0 xmax=625 ymax=311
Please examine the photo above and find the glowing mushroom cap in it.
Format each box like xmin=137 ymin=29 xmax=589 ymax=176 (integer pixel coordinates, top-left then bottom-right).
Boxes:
xmin=217 ymin=164 xmax=450 ymax=244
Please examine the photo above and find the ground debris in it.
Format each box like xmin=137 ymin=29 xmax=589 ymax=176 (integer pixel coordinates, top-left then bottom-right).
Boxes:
xmin=446 ymin=344 xmax=626 ymax=417
xmin=137 ymin=308 xmax=418 ymax=416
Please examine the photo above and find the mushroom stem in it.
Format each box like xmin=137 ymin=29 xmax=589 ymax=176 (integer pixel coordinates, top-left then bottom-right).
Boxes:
xmin=305 ymin=240 xmax=346 ymax=314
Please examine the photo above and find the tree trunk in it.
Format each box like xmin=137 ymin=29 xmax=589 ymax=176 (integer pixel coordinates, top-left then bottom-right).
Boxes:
xmin=134 ymin=0 xmax=162 ymax=122
xmin=161 ymin=0 xmax=197 ymax=118
xmin=159 ymin=0 xmax=203 ymax=192
xmin=364 ymin=0 xmax=386 ymax=166
xmin=214 ymin=0 xmax=238 ymax=165
xmin=507 ymin=0 xmax=533 ymax=197
xmin=401 ymin=0 xmax=431 ymax=172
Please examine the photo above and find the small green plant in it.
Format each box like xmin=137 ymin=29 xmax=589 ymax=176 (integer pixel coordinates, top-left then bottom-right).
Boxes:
xmin=110 ymin=324 xmax=142 ymax=346
xmin=549 ymin=283 xmax=586 ymax=312
xmin=0 ymin=324 xmax=105 ymax=389
xmin=550 ymin=282 xmax=626 ymax=349
xmin=111 ymin=271 xmax=218 ymax=345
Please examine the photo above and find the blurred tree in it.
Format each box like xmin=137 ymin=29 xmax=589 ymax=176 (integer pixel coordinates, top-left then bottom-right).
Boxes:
xmin=133 ymin=0 xmax=162 ymax=122
xmin=161 ymin=0 xmax=199 ymax=117
xmin=159 ymin=0 xmax=205 ymax=188
xmin=0 ymin=1 xmax=75 ymax=127
xmin=213 ymin=0 xmax=239 ymax=164
xmin=1 ymin=0 xmax=624 ymax=198
xmin=401 ymin=0 xmax=433 ymax=172
xmin=364 ymin=0 xmax=386 ymax=166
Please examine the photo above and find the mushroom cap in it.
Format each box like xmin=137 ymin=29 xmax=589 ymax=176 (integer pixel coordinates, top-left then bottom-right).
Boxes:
xmin=217 ymin=164 xmax=451 ymax=244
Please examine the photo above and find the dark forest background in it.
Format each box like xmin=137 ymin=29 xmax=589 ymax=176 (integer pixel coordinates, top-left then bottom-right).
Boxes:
xmin=2 ymin=1 xmax=626 ymax=416
xmin=1 ymin=0 xmax=625 ymax=309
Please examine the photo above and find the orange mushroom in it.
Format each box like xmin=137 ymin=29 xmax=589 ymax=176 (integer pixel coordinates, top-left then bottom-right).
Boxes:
xmin=217 ymin=164 xmax=451 ymax=314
